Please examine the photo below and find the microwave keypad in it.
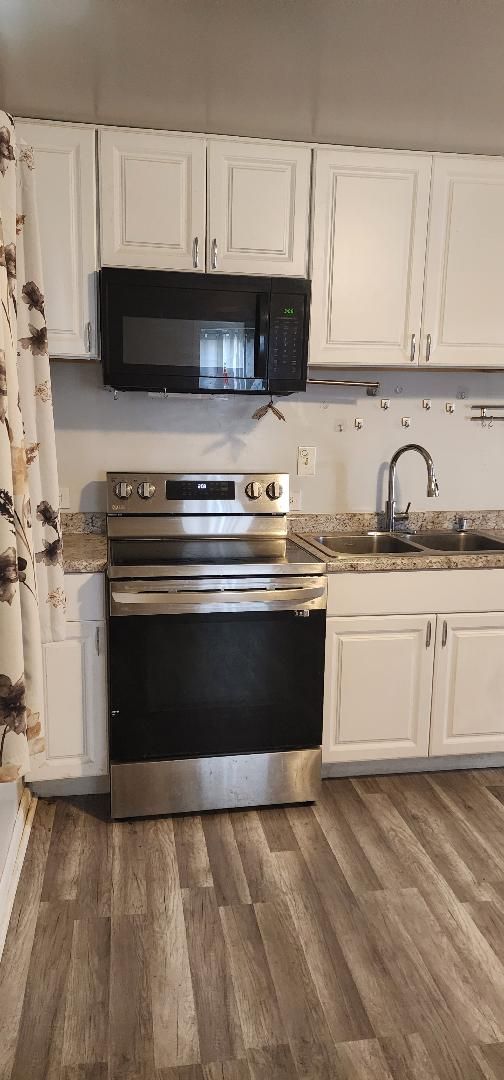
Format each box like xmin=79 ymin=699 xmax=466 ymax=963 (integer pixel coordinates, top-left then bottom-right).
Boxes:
xmin=269 ymin=296 xmax=304 ymax=378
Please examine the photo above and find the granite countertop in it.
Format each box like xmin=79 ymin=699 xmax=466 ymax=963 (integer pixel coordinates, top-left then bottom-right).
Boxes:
xmin=61 ymin=509 xmax=504 ymax=575
xmin=63 ymin=532 xmax=107 ymax=573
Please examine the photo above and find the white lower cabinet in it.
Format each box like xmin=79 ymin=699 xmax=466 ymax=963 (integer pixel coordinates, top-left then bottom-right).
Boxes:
xmin=33 ymin=621 xmax=108 ymax=781
xmin=27 ymin=572 xmax=108 ymax=782
xmin=323 ymin=615 xmax=435 ymax=763
xmin=323 ymin=588 xmax=504 ymax=765
xmin=430 ymin=612 xmax=504 ymax=755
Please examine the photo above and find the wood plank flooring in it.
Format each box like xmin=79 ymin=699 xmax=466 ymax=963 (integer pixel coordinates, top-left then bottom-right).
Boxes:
xmin=3 ymin=771 xmax=504 ymax=1078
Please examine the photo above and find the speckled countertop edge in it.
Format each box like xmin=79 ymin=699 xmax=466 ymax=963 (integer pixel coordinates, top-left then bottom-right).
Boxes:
xmin=63 ymin=533 xmax=107 ymax=574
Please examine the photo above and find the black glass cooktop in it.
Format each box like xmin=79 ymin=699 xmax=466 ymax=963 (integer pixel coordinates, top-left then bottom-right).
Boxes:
xmin=109 ymin=537 xmax=322 ymax=568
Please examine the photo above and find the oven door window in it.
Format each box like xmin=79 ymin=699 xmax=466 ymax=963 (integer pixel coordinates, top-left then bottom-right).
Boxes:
xmin=104 ymin=280 xmax=268 ymax=392
xmin=109 ymin=610 xmax=325 ymax=763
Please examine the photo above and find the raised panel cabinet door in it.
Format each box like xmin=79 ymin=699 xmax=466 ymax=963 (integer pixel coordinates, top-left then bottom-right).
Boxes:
xmin=422 ymin=156 xmax=504 ymax=367
xmin=16 ymin=121 xmax=98 ymax=357
xmin=207 ymin=139 xmax=311 ymax=275
xmin=430 ymin=613 xmax=504 ymax=755
xmin=99 ymin=128 xmax=206 ymax=270
xmin=323 ymin=614 xmax=435 ymax=763
xmin=310 ymin=148 xmax=432 ymax=366
xmin=27 ymin=621 xmax=108 ymax=781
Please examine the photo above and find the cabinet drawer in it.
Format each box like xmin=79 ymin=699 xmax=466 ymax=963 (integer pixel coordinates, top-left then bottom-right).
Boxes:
xmin=64 ymin=573 xmax=105 ymax=622
xmin=327 ymin=569 xmax=504 ymax=617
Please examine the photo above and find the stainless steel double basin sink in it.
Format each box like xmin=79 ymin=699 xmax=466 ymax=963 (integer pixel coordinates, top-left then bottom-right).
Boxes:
xmin=303 ymin=530 xmax=504 ymax=558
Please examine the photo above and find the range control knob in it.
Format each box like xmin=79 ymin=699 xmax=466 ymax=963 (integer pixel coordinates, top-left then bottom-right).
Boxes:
xmin=266 ymin=480 xmax=283 ymax=501
xmin=137 ymin=481 xmax=156 ymax=500
xmin=245 ymin=481 xmax=263 ymax=500
xmin=114 ymin=481 xmax=133 ymax=500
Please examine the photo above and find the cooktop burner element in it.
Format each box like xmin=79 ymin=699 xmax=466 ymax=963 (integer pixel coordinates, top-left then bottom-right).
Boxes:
xmin=106 ymin=472 xmax=327 ymax=819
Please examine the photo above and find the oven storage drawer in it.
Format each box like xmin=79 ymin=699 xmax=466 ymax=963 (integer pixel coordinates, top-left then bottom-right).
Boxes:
xmin=109 ymin=607 xmax=326 ymax=763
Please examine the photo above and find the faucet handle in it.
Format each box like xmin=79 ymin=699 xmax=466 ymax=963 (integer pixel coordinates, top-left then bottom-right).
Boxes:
xmin=394 ymin=501 xmax=412 ymax=528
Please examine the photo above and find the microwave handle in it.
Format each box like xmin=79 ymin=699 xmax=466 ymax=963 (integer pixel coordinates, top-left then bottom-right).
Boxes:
xmin=256 ymin=292 xmax=270 ymax=381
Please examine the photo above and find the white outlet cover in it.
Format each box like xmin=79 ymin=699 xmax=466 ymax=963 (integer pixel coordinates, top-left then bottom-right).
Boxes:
xmin=297 ymin=446 xmax=316 ymax=477
xmin=59 ymin=487 xmax=70 ymax=510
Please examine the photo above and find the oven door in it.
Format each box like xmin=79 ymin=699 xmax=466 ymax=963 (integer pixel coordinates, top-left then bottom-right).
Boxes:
xmin=101 ymin=268 xmax=269 ymax=393
xmin=108 ymin=576 xmax=326 ymax=764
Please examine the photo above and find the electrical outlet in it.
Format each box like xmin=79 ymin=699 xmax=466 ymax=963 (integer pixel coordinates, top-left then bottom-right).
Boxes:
xmin=289 ymin=491 xmax=302 ymax=511
xmin=297 ymin=446 xmax=316 ymax=477
xmin=59 ymin=487 xmax=70 ymax=510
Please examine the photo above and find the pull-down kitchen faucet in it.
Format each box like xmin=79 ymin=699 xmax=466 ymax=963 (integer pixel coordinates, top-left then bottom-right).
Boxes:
xmin=385 ymin=444 xmax=439 ymax=532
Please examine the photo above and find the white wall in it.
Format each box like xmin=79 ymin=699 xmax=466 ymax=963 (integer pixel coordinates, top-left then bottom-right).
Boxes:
xmin=0 ymin=782 xmax=22 ymax=882
xmin=52 ymin=362 xmax=504 ymax=514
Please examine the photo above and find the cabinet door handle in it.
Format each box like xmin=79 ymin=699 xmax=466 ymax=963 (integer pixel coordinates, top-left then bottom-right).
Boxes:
xmin=442 ymin=620 xmax=448 ymax=647
xmin=426 ymin=620 xmax=432 ymax=648
xmin=192 ymin=236 xmax=199 ymax=269
xmin=95 ymin=626 xmax=100 ymax=655
xmin=211 ymin=238 xmax=218 ymax=270
xmin=425 ymin=333 xmax=432 ymax=362
xmin=85 ymin=321 xmax=92 ymax=353
xmin=410 ymin=333 xmax=416 ymax=362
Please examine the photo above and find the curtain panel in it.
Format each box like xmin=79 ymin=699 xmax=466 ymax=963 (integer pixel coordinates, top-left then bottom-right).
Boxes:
xmin=0 ymin=111 xmax=65 ymax=782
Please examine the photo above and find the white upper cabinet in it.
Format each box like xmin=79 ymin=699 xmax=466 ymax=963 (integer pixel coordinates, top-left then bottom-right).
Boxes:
xmin=16 ymin=121 xmax=98 ymax=358
xmin=430 ymin=612 xmax=504 ymax=755
xmin=207 ymin=140 xmax=311 ymax=275
xmin=99 ymin=128 xmax=206 ymax=270
xmin=421 ymin=155 xmax=504 ymax=367
xmin=310 ymin=148 xmax=432 ymax=367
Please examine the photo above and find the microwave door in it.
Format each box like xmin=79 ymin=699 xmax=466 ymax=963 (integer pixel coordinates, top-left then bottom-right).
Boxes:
xmin=102 ymin=271 xmax=269 ymax=393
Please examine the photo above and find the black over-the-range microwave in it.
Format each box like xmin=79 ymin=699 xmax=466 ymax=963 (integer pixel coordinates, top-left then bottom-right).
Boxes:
xmin=100 ymin=268 xmax=310 ymax=394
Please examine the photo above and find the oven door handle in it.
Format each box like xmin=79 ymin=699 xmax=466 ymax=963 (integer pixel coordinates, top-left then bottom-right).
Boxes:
xmin=110 ymin=582 xmax=326 ymax=615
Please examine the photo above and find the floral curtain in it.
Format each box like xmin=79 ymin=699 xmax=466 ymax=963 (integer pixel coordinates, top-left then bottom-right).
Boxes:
xmin=0 ymin=111 xmax=65 ymax=782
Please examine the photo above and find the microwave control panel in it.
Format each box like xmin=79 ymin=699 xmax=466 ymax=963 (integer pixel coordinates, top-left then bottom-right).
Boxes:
xmin=268 ymin=294 xmax=306 ymax=380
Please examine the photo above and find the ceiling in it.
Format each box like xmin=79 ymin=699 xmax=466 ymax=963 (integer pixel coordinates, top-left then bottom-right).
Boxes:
xmin=2 ymin=0 xmax=504 ymax=154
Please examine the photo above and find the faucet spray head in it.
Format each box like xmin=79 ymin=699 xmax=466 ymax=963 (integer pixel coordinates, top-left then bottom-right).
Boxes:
xmin=427 ymin=475 xmax=439 ymax=498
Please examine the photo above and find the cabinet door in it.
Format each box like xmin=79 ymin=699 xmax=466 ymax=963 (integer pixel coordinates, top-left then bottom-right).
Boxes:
xmin=28 ymin=621 xmax=107 ymax=781
xmin=99 ymin=128 xmax=206 ymax=270
xmin=422 ymin=156 xmax=504 ymax=367
xmin=16 ymin=121 xmax=98 ymax=358
xmin=207 ymin=140 xmax=311 ymax=275
xmin=323 ymin=615 xmax=435 ymax=763
xmin=310 ymin=149 xmax=431 ymax=366
xmin=430 ymin=613 xmax=504 ymax=755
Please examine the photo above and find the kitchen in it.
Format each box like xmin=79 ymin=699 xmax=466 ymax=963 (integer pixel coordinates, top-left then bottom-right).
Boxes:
xmin=2 ymin=2 xmax=504 ymax=1078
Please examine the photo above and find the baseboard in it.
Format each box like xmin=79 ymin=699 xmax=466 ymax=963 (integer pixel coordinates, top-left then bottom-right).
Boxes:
xmin=0 ymin=788 xmax=37 ymax=962
xmin=29 ymin=774 xmax=110 ymax=797
xmin=321 ymin=752 xmax=504 ymax=778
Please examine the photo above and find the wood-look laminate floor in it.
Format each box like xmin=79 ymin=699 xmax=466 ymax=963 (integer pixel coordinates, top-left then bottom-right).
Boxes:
xmin=3 ymin=772 xmax=504 ymax=1079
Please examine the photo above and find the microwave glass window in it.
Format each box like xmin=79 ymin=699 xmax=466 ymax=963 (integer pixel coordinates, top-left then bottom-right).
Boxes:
xmin=122 ymin=316 xmax=255 ymax=376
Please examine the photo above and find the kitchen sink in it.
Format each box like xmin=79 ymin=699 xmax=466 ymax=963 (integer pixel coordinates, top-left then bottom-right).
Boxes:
xmin=311 ymin=533 xmax=422 ymax=556
xmin=300 ymin=529 xmax=504 ymax=559
xmin=405 ymin=531 xmax=504 ymax=553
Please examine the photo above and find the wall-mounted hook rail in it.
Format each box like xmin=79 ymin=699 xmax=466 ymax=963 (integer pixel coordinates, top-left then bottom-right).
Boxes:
xmin=307 ymin=378 xmax=380 ymax=397
xmin=470 ymin=405 xmax=504 ymax=422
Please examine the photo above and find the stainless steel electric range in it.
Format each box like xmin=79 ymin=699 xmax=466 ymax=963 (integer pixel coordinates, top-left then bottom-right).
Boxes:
xmin=106 ymin=472 xmax=327 ymax=819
